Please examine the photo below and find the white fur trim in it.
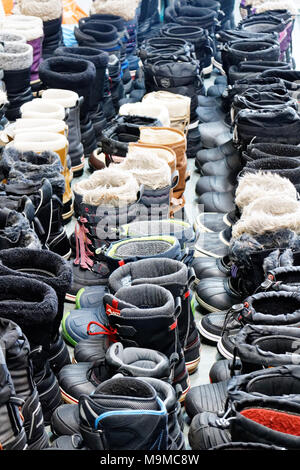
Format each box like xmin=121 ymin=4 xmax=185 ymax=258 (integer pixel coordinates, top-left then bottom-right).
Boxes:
xmin=74 ymin=166 xmax=139 ymax=207
xmin=13 ymin=118 xmax=67 ymax=136
xmin=235 ymin=171 xmax=298 ymax=210
xmin=41 ymin=89 xmax=79 ymax=109
xmin=119 ymin=102 xmax=170 ymax=128
xmin=90 ymin=0 xmax=140 ymax=21
xmin=3 ymin=15 xmax=44 ymax=41
xmin=232 ymin=196 xmax=300 ymax=238
xmin=118 ymin=150 xmax=171 ymax=189
xmin=20 ymin=99 xmax=65 ymax=120
xmin=0 ymin=31 xmax=26 ymax=44
xmin=143 ymin=91 xmax=191 ymax=121
xmin=0 ymin=42 xmax=32 ymax=70
xmin=128 ymin=143 xmax=176 ymax=169
xmin=11 ymin=131 xmax=68 ymax=153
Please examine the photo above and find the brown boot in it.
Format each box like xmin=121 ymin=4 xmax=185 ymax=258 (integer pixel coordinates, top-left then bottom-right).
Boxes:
xmin=139 ymin=127 xmax=188 ymax=214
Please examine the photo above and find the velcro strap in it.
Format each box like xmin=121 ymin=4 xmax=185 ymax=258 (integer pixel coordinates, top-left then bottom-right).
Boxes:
xmin=114 ymin=324 xmax=136 ymax=337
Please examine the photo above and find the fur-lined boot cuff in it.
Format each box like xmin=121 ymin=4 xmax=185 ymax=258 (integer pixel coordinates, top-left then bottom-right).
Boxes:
xmin=232 ymin=196 xmax=300 ymax=238
xmin=0 ymin=42 xmax=33 ymax=71
xmin=235 ymin=171 xmax=298 ymax=211
xmin=118 ymin=149 xmax=171 ymax=190
xmin=73 ymin=166 xmax=139 ymax=207
xmin=119 ymin=102 xmax=171 ymax=128
xmin=90 ymin=0 xmax=140 ymax=21
xmin=18 ymin=0 xmax=63 ymax=22
xmin=4 ymin=15 xmax=44 ymax=41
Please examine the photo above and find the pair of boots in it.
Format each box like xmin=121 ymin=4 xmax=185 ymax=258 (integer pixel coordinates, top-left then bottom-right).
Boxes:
xmin=0 ymin=247 xmax=72 ymax=425
xmin=193 ymin=169 xmax=300 ymax=313
xmin=16 ymin=0 xmax=64 ymax=59
xmin=64 ymin=255 xmax=200 ymax=375
xmin=188 ymin=364 xmax=300 ymax=450
xmin=62 ymin=279 xmax=194 ymax=403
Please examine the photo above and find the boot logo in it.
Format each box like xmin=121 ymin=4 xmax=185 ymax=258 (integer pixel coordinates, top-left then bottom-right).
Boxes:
xmin=106 ymin=304 xmax=121 ymax=316
xmin=160 ymin=78 xmax=171 ymax=88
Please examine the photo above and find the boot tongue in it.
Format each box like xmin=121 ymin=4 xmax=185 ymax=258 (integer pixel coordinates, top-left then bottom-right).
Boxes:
xmin=92 ymin=377 xmax=159 ymax=413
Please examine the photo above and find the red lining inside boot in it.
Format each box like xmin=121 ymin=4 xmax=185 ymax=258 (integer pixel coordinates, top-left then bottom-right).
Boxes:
xmin=241 ymin=408 xmax=300 ymax=436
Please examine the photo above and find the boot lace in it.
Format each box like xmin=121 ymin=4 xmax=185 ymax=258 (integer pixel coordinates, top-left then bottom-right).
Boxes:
xmin=87 ymin=321 xmax=118 ymax=343
xmin=74 ymin=217 xmax=94 ymax=270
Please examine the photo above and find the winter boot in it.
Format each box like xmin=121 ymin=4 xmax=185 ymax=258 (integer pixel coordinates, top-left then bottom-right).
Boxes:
xmin=0 ymin=346 xmax=27 ymax=450
xmin=108 ymin=258 xmax=200 ymax=374
xmin=41 ymin=89 xmax=85 ymax=177
xmin=0 ymin=275 xmax=62 ymax=424
xmin=0 ymin=206 xmax=40 ymax=250
xmin=119 ymin=101 xmax=171 ymax=127
xmin=18 ymin=0 xmax=63 ymax=58
xmin=218 ymin=290 xmax=300 ymax=360
xmin=75 ymin=376 xmax=169 ymax=450
xmin=39 ymin=56 xmax=98 ymax=158
xmin=103 ymin=284 xmax=191 ymax=401
xmin=221 ymin=38 xmax=280 ymax=76
xmin=51 ymin=374 xmax=184 ymax=450
xmin=0 ymin=247 xmax=72 ymax=374
xmin=58 ymin=341 xmax=171 ymax=404
xmin=142 ymin=91 xmax=191 ymax=135
xmin=0 ymin=317 xmax=49 ymax=449
xmin=0 ymin=42 xmax=33 ymax=121
xmin=139 ymin=126 xmax=188 ymax=213
xmin=54 ymin=46 xmax=109 ymax=138
xmin=3 ymin=15 xmax=44 ymax=88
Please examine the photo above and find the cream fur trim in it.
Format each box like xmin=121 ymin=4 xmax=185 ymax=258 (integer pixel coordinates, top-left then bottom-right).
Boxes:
xmin=13 ymin=118 xmax=67 ymax=135
xmin=143 ymin=91 xmax=191 ymax=120
xmin=254 ymin=1 xmax=297 ymax=15
xmin=118 ymin=150 xmax=171 ymax=189
xmin=41 ymin=89 xmax=79 ymax=109
xmin=12 ymin=131 xmax=67 ymax=153
xmin=119 ymin=102 xmax=171 ymax=128
xmin=241 ymin=0 xmax=297 ymax=15
xmin=20 ymin=99 xmax=65 ymax=120
xmin=18 ymin=0 xmax=63 ymax=22
xmin=129 ymin=143 xmax=176 ymax=167
xmin=74 ymin=167 xmax=139 ymax=207
xmin=235 ymin=171 xmax=298 ymax=210
xmin=3 ymin=15 xmax=44 ymax=41
xmin=90 ymin=0 xmax=140 ymax=21
xmin=139 ymin=127 xmax=184 ymax=145
xmin=232 ymin=196 xmax=300 ymax=238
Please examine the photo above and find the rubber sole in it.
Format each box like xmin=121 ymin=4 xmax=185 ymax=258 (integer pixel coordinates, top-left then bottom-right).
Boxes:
xmin=198 ymin=320 xmax=221 ymax=344
xmin=75 ymin=288 xmax=85 ymax=309
xmin=59 ymin=386 xmax=79 ymax=405
xmin=217 ymin=338 xmax=236 ymax=360
xmin=61 ymin=311 xmax=78 ymax=347
xmin=71 ymin=156 xmax=85 ymax=178
xmin=186 ymin=356 xmax=201 ymax=375
xmin=194 ymin=290 xmax=220 ymax=313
